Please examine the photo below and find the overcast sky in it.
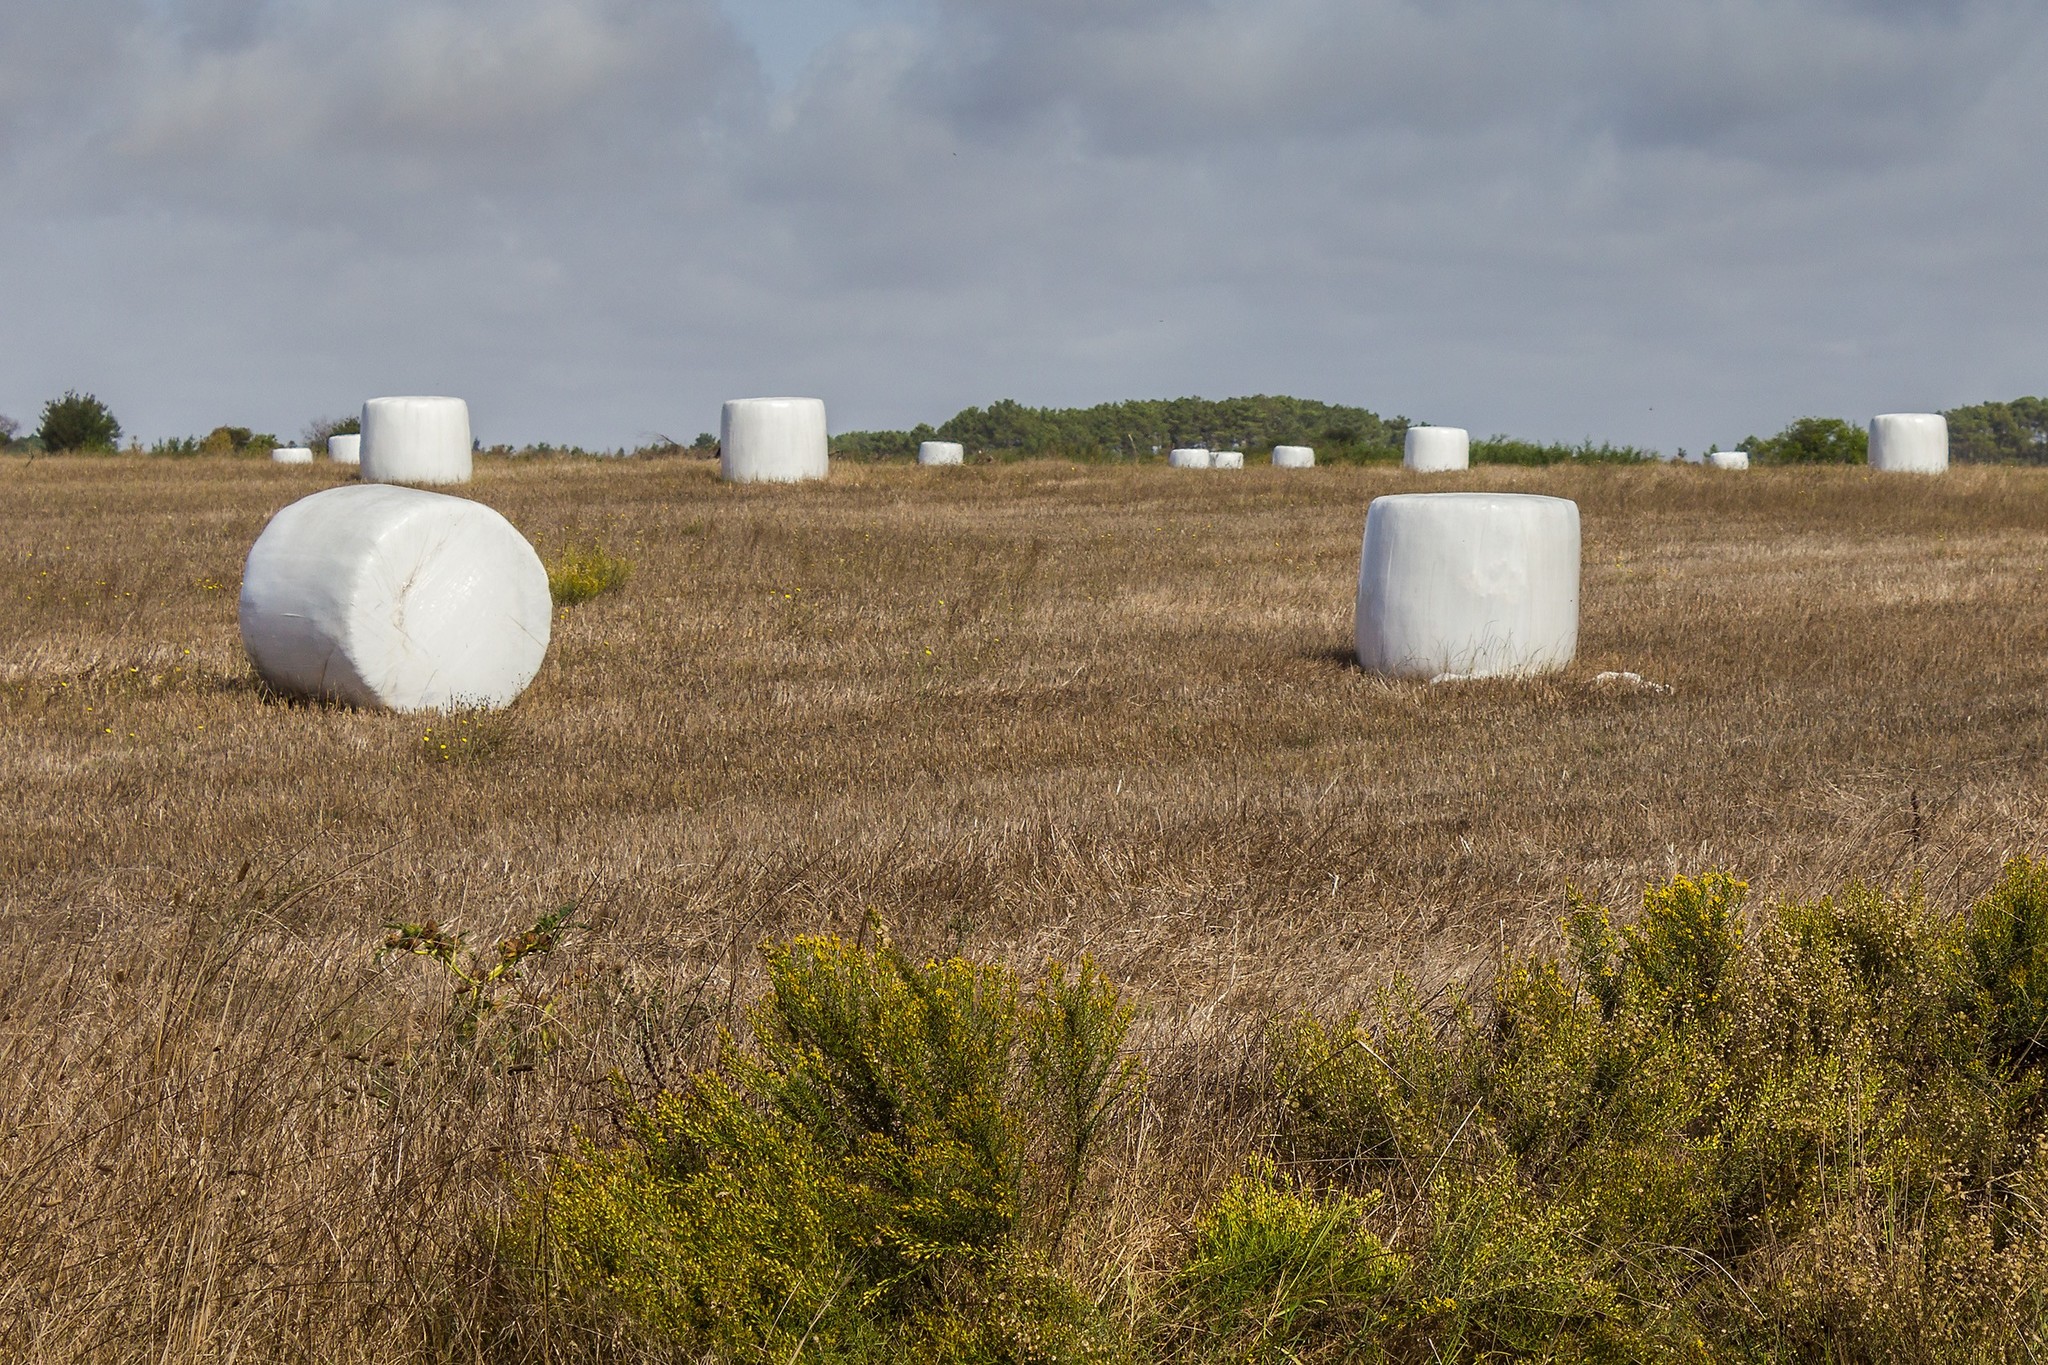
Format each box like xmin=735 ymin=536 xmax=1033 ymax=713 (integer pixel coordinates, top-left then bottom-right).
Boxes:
xmin=2 ymin=0 xmax=2043 ymax=451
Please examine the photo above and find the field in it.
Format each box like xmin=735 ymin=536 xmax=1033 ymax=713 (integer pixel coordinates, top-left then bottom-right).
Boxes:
xmin=4 ymin=454 xmax=2048 ymax=1359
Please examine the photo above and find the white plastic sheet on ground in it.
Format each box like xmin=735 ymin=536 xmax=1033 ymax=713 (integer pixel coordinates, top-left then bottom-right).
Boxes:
xmin=721 ymin=398 xmax=829 ymax=483
xmin=1404 ymin=426 xmax=1470 ymax=473
xmin=1354 ymin=492 xmax=1580 ymax=680
xmin=361 ymin=397 xmax=473 ymax=485
xmin=328 ymin=434 xmax=361 ymax=466
xmin=1213 ymin=450 xmax=1245 ymax=469
xmin=270 ymin=447 xmax=314 ymax=464
xmin=1272 ymin=445 xmax=1315 ymax=468
xmin=238 ymin=484 xmax=551 ymax=712
xmin=1869 ymin=413 xmax=1949 ymax=473
xmin=1168 ymin=448 xmax=1213 ymax=469
xmin=918 ymin=441 xmax=965 ymax=466
xmin=1707 ymin=450 xmax=1750 ymax=470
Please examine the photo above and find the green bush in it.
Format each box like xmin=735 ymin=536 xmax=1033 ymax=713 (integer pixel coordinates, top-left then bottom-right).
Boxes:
xmin=35 ymin=390 xmax=121 ymax=452
xmin=1268 ymin=865 xmax=2048 ymax=1361
xmin=523 ymin=938 xmax=1137 ymax=1361
xmin=1745 ymin=415 xmax=1869 ymax=464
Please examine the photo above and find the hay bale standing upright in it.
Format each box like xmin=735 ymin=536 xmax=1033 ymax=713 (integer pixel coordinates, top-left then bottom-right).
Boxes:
xmin=721 ymin=398 xmax=829 ymax=483
xmin=1868 ymin=414 xmax=1949 ymax=473
xmin=360 ymin=397 xmax=472 ymax=485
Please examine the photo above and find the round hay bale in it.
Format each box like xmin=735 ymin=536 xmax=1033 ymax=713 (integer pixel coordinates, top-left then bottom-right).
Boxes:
xmin=1354 ymin=492 xmax=1580 ymax=680
xmin=238 ymin=484 xmax=550 ymax=712
xmin=721 ymin=397 xmax=828 ymax=483
xmin=1213 ymin=450 xmax=1245 ymax=469
xmin=1868 ymin=413 xmax=1948 ymax=473
xmin=1707 ymin=449 xmax=1750 ymax=470
xmin=1272 ymin=445 xmax=1315 ymax=468
xmin=918 ymin=441 xmax=965 ymax=466
xmin=1168 ymin=448 xmax=1213 ymax=469
xmin=328 ymin=434 xmax=361 ymax=466
xmin=1404 ymin=426 xmax=1470 ymax=473
xmin=360 ymin=396 xmax=472 ymax=485
xmin=270 ymin=446 xmax=315 ymax=464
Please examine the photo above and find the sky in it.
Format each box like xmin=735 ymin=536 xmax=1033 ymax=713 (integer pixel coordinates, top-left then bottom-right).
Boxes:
xmin=1 ymin=0 xmax=2043 ymax=452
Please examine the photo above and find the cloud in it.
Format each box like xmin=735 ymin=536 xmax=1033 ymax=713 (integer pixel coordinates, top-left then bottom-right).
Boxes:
xmin=0 ymin=0 xmax=2044 ymax=449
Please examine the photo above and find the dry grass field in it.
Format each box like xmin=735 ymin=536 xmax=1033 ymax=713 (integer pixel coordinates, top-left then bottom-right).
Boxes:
xmin=4 ymin=452 xmax=2048 ymax=1360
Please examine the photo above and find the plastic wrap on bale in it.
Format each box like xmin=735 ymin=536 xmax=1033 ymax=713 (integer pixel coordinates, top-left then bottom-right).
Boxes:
xmin=918 ymin=441 xmax=965 ymax=466
xmin=1354 ymin=492 xmax=1579 ymax=680
xmin=1272 ymin=445 xmax=1315 ymax=468
xmin=238 ymin=484 xmax=550 ymax=712
xmin=1168 ymin=448 xmax=1213 ymax=469
xmin=721 ymin=398 xmax=828 ymax=483
xmin=1404 ymin=426 xmax=1470 ymax=473
xmin=1708 ymin=450 xmax=1750 ymax=470
xmin=270 ymin=447 xmax=315 ymax=464
xmin=328 ymin=434 xmax=361 ymax=466
xmin=360 ymin=397 xmax=472 ymax=485
xmin=1212 ymin=450 xmax=1245 ymax=469
xmin=1869 ymin=413 xmax=1948 ymax=473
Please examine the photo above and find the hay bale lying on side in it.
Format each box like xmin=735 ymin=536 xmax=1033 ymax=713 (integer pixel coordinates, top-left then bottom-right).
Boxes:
xmin=1272 ymin=445 xmax=1315 ymax=468
xmin=1212 ymin=450 xmax=1245 ymax=469
xmin=270 ymin=447 xmax=315 ymax=464
xmin=1168 ymin=448 xmax=1213 ymax=469
xmin=918 ymin=441 xmax=965 ymax=466
xmin=238 ymin=484 xmax=550 ymax=712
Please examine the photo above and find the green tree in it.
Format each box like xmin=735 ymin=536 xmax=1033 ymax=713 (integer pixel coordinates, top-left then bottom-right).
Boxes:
xmin=1945 ymin=397 xmax=2048 ymax=465
xmin=1744 ymin=415 xmax=1867 ymax=464
xmin=0 ymin=414 xmax=19 ymax=448
xmin=35 ymin=390 xmax=122 ymax=452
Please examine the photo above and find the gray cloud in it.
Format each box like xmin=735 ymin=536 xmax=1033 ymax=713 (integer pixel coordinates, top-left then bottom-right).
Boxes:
xmin=1 ymin=0 xmax=2043 ymax=450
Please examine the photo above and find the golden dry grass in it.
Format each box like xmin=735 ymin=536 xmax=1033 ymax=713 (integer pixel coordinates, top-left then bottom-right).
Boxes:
xmin=3 ymin=452 xmax=2048 ymax=1360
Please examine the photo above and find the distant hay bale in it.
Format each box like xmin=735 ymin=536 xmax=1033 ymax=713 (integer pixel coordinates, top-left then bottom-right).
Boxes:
xmin=1354 ymin=492 xmax=1580 ymax=680
xmin=918 ymin=441 xmax=965 ymax=466
xmin=1868 ymin=413 xmax=1949 ymax=474
xmin=238 ymin=484 xmax=550 ymax=712
xmin=269 ymin=447 xmax=314 ymax=464
xmin=1404 ymin=426 xmax=1470 ymax=473
xmin=1272 ymin=445 xmax=1315 ymax=468
xmin=360 ymin=397 xmax=472 ymax=485
xmin=1212 ymin=450 xmax=1245 ymax=469
xmin=327 ymin=434 xmax=361 ymax=466
xmin=1707 ymin=450 xmax=1750 ymax=470
xmin=721 ymin=398 xmax=828 ymax=483
xmin=1168 ymin=448 xmax=1213 ymax=469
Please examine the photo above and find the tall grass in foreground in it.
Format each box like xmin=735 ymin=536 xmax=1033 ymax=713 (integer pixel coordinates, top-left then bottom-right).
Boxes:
xmin=508 ymin=862 xmax=2048 ymax=1362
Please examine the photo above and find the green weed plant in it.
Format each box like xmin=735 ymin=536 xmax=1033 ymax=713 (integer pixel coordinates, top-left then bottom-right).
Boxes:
xmin=546 ymin=540 xmax=633 ymax=606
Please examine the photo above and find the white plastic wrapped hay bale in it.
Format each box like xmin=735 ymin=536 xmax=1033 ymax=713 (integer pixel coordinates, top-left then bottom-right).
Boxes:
xmin=1404 ymin=426 xmax=1470 ymax=473
xmin=360 ymin=396 xmax=472 ymax=485
xmin=238 ymin=484 xmax=550 ymax=712
xmin=1707 ymin=449 xmax=1750 ymax=470
xmin=918 ymin=441 xmax=965 ymax=466
xmin=1168 ymin=448 xmax=1212 ymax=469
xmin=1272 ymin=445 xmax=1315 ymax=468
xmin=328 ymin=434 xmax=361 ymax=466
xmin=721 ymin=397 xmax=828 ymax=483
xmin=1868 ymin=413 xmax=1948 ymax=473
xmin=1354 ymin=492 xmax=1579 ymax=680
xmin=270 ymin=446 xmax=314 ymax=464
xmin=1213 ymin=450 xmax=1245 ymax=469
